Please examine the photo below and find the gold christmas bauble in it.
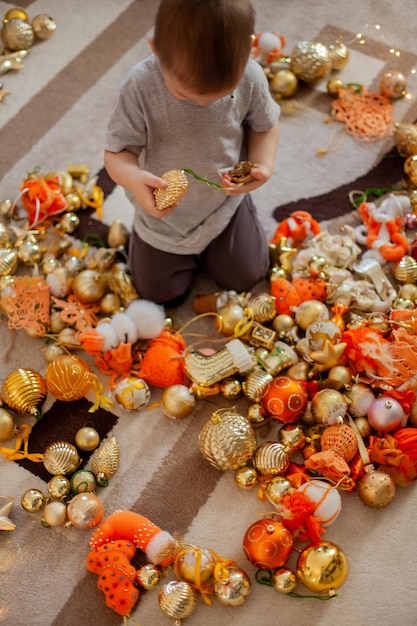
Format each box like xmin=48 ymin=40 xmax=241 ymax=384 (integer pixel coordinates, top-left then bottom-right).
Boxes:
xmin=72 ymin=269 xmax=107 ymax=303
xmin=327 ymin=77 xmax=344 ymax=96
xmin=269 ymin=69 xmax=298 ymax=98
xmin=394 ymin=122 xmax=417 ymax=157
xmin=43 ymin=501 xmax=67 ymax=527
xmin=100 ymin=293 xmax=122 ymax=315
xmin=404 ymin=155 xmax=417 ymax=188
xmin=290 ymin=40 xmax=332 ymax=83
xmin=107 ymin=219 xmax=130 ymax=248
xmin=328 ymin=41 xmax=349 ymax=70
xmin=295 ymin=299 xmax=329 ymax=330
xmin=43 ymin=441 xmax=80 ymax=476
xmin=175 ymin=547 xmax=215 ymax=586
xmin=357 ymin=468 xmax=396 ymax=508
xmin=392 ymin=255 xmax=417 ymax=283
xmin=136 ymin=564 xmax=161 ymax=589
xmin=272 ymin=313 xmax=295 ymax=335
xmin=252 ymin=441 xmax=291 ymax=476
xmin=21 ymin=488 xmax=46 ymax=513
xmin=45 ymin=354 xmax=92 ymax=402
xmin=272 ymin=567 xmax=297 ymax=594
xmin=70 ymin=469 xmax=97 ymax=494
xmin=380 ymin=70 xmax=407 ymax=99
xmin=354 ymin=416 xmax=372 ymax=438
xmin=246 ymin=402 xmax=268 ymax=427
xmin=219 ymin=377 xmax=242 ymax=400
xmin=214 ymin=566 xmax=251 ymax=606
xmin=198 ymin=407 xmax=257 ymax=470
xmin=297 ymin=541 xmax=348 ymax=593
xmin=0 ymin=407 xmax=15 ymax=442
xmin=265 ymin=475 xmax=294 ymax=505
xmin=234 ymin=465 xmax=258 ymax=489
xmin=31 ymin=14 xmax=56 ymax=40
xmin=4 ymin=9 xmax=29 ymax=22
xmin=1 ymin=368 xmax=47 ymax=417
xmin=66 ymin=492 xmax=104 ymax=530
xmin=161 ymin=384 xmax=196 ymax=419
xmin=0 ymin=248 xmax=18 ymax=276
xmin=277 ymin=422 xmax=306 ymax=451
xmin=215 ymin=303 xmax=247 ymax=336
xmin=327 ymin=365 xmax=353 ymax=387
xmin=1 ymin=18 xmax=34 ymax=50
xmin=311 ymin=388 xmax=347 ymax=425
xmin=75 ymin=426 xmax=100 ymax=451
xmin=47 ymin=475 xmax=71 ymax=499
xmin=159 ymin=581 xmax=197 ymax=621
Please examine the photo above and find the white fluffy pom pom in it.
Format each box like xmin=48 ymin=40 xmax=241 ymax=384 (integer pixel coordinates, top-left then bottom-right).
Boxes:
xmin=126 ymin=300 xmax=166 ymax=339
xmin=111 ymin=313 xmax=139 ymax=344
xmin=96 ymin=321 xmax=119 ymax=352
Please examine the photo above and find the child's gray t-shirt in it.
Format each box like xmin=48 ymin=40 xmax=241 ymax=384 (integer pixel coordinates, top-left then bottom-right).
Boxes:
xmin=106 ymin=55 xmax=280 ymax=255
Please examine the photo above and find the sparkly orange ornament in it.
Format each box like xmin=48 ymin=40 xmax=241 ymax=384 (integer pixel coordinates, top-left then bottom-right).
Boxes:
xmin=243 ymin=517 xmax=294 ymax=570
xmin=261 ymin=376 xmax=308 ymax=423
xmin=45 ymin=354 xmax=92 ymax=401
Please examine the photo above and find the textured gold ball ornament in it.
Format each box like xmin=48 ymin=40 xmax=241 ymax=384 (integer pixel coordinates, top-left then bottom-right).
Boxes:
xmin=1 ymin=18 xmax=35 ymax=50
xmin=269 ymin=69 xmax=298 ymax=98
xmin=214 ymin=565 xmax=251 ymax=606
xmin=31 ymin=14 xmax=57 ymax=40
xmin=357 ymin=468 xmax=396 ymax=508
xmin=404 ymin=155 xmax=417 ymax=188
xmin=252 ymin=441 xmax=291 ymax=476
xmin=45 ymin=354 xmax=92 ymax=402
xmin=0 ymin=407 xmax=15 ymax=442
xmin=272 ymin=567 xmax=298 ymax=594
xmin=175 ymin=547 xmax=215 ymax=586
xmin=198 ymin=407 xmax=257 ymax=470
xmin=290 ymin=41 xmax=332 ymax=83
xmin=160 ymin=384 xmax=196 ymax=419
xmin=114 ymin=376 xmax=151 ymax=411
xmin=392 ymin=255 xmax=417 ymax=283
xmin=90 ymin=436 xmax=120 ymax=486
xmin=158 ymin=580 xmax=197 ymax=621
xmin=47 ymin=475 xmax=71 ymax=499
xmin=297 ymin=541 xmax=348 ymax=593
xmin=43 ymin=442 xmax=80 ymax=476
xmin=380 ymin=71 xmax=407 ymax=99
xmin=70 ymin=469 xmax=97 ymax=494
xmin=21 ymin=488 xmax=46 ymax=513
xmin=66 ymin=493 xmax=105 ymax=529
xmin=136 ymin=564 xmax=162 ymax=590
xmin=75 ymin=426 xmax=100 ymax=451
xmin=394 ymin=122 xmax=417 ymax=157
xmin=234 ymin=465 xmax=258 ymax=489
xmin=1 ymin=368 xmax=47 ymax=417
xmin=327 ymin=40 xmax=349 ymax=70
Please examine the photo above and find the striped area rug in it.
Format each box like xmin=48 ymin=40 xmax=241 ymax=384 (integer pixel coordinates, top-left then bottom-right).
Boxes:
xmin=2 ymin=1 xmax=417 ymax=625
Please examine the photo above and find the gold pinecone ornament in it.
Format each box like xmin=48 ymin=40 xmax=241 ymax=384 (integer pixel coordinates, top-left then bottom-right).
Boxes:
xmin=154 ymin=170 xmax=189 ymax=210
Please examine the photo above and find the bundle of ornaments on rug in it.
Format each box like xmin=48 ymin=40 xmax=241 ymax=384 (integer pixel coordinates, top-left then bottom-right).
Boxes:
xmin=1 ymin=153 xmax=417 ymax=623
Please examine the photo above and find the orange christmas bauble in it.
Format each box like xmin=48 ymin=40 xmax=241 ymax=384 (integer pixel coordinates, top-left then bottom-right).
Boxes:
xmin=261 ymin=376 xmax=308 ymax=423
xmin=45 ymin=354 xmax=92 ymax=401
xmin=243 ymin=517 xmax=294 ymax=570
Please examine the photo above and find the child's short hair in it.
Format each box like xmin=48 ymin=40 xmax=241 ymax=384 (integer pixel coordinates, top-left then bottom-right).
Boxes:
xmin=154 ymin=0 xmax=255 ymax=94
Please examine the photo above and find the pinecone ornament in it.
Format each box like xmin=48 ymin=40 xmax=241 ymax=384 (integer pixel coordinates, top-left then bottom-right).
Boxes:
xmin=154 ymin=170 xmax=189 ymax=210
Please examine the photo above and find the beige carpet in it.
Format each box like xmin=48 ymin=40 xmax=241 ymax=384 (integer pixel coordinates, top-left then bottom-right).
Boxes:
xmin=1 ymin=1 xmax=417 ymax=625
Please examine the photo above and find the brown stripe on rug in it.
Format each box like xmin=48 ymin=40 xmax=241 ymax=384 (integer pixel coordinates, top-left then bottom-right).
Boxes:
xmin=51 ymin=402 xmax=224 ymax=626
xmin=0 ymin=0 xmax=158 ymax=181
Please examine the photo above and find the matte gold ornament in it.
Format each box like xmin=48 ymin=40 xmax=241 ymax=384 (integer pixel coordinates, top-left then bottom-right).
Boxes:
xmin=272 ymin=313 xmax=295 ymax=336
xmin=295 ymin=299 xmax=329 ymax=330
xmin=75 ymin=426 xmax=100 ymax=451
xmin=214 ymin=565 xmax=251 ymax=606
xmin=72 ymin=269 xmax=107 ymax=303
xmin=100 ymin=292 xmax=121 ymax=315
xmin=394 ymin=122 xmax=417 ymax=157
xmin=0 ymin=407 xmax=15 ymax=442
xmin=47 ymin=475 xmax=71 ymax=499
xmin=158 ymin=580 xmax=197 ymax=621
xmin=43 ymin=500 xmax=67 ymax=527
xmin=297 ymin=541 xmax=348 ymax=593
xmin=380 ymin=70 xmax=407 ymax=99
xmin=43 ymin=442 xmax=80 ymax=476
xmin=21 ymin=488 xmax=45 ymax=513
xmin=154 ymin=170 xmax=189 ymax=210
xmin=234 ymin=465 xmax=258 ymax=489
xmin=290 ymin=41 xmax=332 ymax=83
xmin=31 ymin=14 xmax=56 ymax=40
xmin=327 ymin=77 xmax=344 ymax=96
xmin=272 ymin=567 xmax=297 ymax=594
xmin=107 ymin=219 xmax=130 ymax=248
xmin=327 ymin=40 xmax=349 ymax=70
xmin=198 ymin=407 xmax=257 ymax=470
xmin=90 ymin=436 xmax=120 ymax=486
xmin=136 ymin=564 xmax=161 ymax=589
xmin=357 ymin=467 xmax=396 ymax=508
xmin=1 ymin=18 xmax=34 ymax=50
xmin=269 ymin=69 xmax=298 ymax=98
xmin=1 ymin=368 xmax=47 ymax=417
xmin=252 ymin=441 xmax=291 ymax=476
xmin=161 ymin=384 xmax=196 ymax=419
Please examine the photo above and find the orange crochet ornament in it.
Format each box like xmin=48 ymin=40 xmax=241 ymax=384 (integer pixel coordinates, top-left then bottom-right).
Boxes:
xmin=136 ymin=329 xmax=186 ymax=388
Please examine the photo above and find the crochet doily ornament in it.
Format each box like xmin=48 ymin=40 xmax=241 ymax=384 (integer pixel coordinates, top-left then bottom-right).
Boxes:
xmin=320 ymin=423 xmax=358 ymax=462
xmin=331 ymin=85 xmax=394 ymax=142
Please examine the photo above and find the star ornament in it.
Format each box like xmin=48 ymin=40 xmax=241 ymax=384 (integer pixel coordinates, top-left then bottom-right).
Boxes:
xmin=0 ymin=501 xmax=16 ymax=531
xmin=309 ymin=339 xmax=348 ymax=373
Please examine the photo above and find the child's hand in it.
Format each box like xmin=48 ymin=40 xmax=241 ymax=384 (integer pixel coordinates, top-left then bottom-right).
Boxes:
xmin=221 ymin=163 xmax=271 ymax=196
xmin=131 ymin=170 xmax=178 ymax=217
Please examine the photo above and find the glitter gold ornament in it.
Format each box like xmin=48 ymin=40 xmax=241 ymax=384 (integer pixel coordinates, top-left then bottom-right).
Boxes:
xmin=394 ymin=122 xmax=417 ymax=157
xmin=214 ymin=565 xmax=251 ymax=606
xmin=43 ymin=442 xmax=80 ymax=476
xmin=357 ymin=468 xmax=396 ymax=508
xmin=31 ymin=14 xmax=56 ymax=40
xmin=1 ymin=368 xmax=47 ymax=417
xmin=252 ymin=441 xmax=291 ymax=476
xmin=243 ymin=517 xmax=294 ymax=570
xmin=297 ymin=541 xmax=348 ymax=593
xmin=158 ymin=580 xmax=197 ymax=621
xmin=45 ymin=354 xmax=92 ymax=402
xmin=70 ymin=469 xmax=97 ymax=494
xmin=0 ymin=407 xmax=15 ymax=442
xmin=90 ymin=436 xmax=120 ymax=486
xmin=154 ymin=170 xmax=189 ymax=210
xmin=404 ymin=155 xmax=417 ymax=188
xmin=290 ymin=41 xmax=332 ymax=83
xmin=1 ymin=18 xmax=34 ymax=50
xmin=161 ymin=384 xmax=196 ymax=419
xmin=198 ymin=407 xmax=257 ymax=470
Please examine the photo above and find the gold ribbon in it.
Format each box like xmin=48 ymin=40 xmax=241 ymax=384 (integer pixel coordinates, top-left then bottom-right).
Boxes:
xmin=88 ymin=373 xmax=115 ymax=412
xmin=0 ymin=424 xmax=43 ymax=462
xmin=233 ymin=308 xmax=254 ymax=338
xmin=74 ymin=184 xmax=104 ymax=218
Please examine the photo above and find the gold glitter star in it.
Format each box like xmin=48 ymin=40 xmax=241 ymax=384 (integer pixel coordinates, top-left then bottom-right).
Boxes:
xmin=309 ymin=339 xmax=347 ymax=373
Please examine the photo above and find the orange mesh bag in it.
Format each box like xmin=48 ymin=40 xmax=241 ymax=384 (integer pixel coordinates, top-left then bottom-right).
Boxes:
xmin=320 ymin=423 xmax=358 ymax=462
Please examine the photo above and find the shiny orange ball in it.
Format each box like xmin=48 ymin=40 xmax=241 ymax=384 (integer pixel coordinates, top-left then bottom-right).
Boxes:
xmin=45 ymin=354 xmax=92 ymax=401
xmin=243 ymin=517 xmax=294 ymax=570
xmin=261 ymin=376 xmax=308 ymax=423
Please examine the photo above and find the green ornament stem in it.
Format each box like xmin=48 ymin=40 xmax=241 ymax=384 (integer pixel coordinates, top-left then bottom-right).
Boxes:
xmin=351 ymin=186 xmax=398 ymax=207
xmin=255 ymin=569 xmax=337 ymax=600
xmin=181 ymin=167 xmax=224 ymax=189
